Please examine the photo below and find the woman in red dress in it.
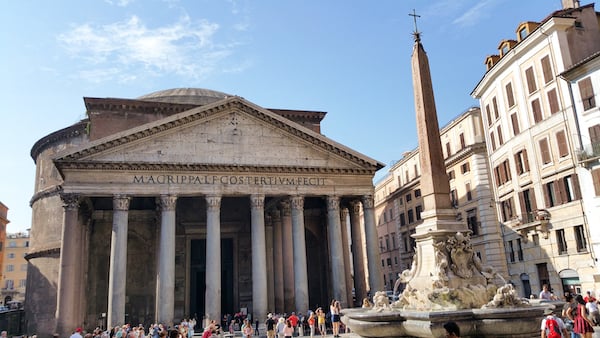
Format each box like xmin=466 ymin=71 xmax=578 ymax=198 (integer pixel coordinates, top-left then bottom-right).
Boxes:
xmin=574 ymin=294 xmax=595 ymax=338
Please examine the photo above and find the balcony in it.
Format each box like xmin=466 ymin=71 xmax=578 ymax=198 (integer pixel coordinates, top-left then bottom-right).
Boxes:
xmin=577 ymin=141 xmax=600 ymax=165
xmin=511 ymin=209 xmax=551 ymax=240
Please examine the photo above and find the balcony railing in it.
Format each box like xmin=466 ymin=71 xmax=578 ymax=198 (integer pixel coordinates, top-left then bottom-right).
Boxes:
xmin=578 ymin=141 xmax=600 ymax=163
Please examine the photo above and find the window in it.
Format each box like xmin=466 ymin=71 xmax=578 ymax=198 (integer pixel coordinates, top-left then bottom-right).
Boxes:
xmin=579 ymin=77 xmax=596 ymax=110
xmin=407 ymin=209 xmax=414 ymax=223
xmin=4 ymin=280 xmax=13 ymax=290
xmin=519 ymin=28 xmax=528 ymax=40
xmin=539 ymin=138 xmax=551 ymax=164
xmin=494 ymin=159 xmax=512 ymax=186
xmin=383 ymin=211 xmax=388 ymax=223
xmin=515 ymin=149 xmax=530 ymax=175
xmin=525 ymin=67 xmax=537 ymax=93
xmin=490 ymin=131 xmax=497 ymax=151
xmin=556 ymin=130 xmax=569 ymax=158
xmin=508 ymin=240 xmax=515 ymax=262
xmin=485 ymin=104 xmax=492 ymax=125
xmin=497 ymin=125 xmax=503 ymax=145
xmin=8 ymin=241 xmax=16 ymax=248
xmin=446 ymin=142 xmax=451 ymax=157
xmin=391 ymin=233 xmax=396 ymax=249
xmin=450 ymin=190 xmax=458 ymax=207
xmin=501 ymin=197 xmax=514 ymax=222
xmin=466 ymin=208 xmax=478 ymax=235
xmin=461 ymin=161 xmax=470 ymax=174
xmin=547 ymin=89 xmax=559 ymax=114
xmin=415 ymin=205 xmax=423 ymax=220
xmin=7 ymin=253 xmax=14 ymax=259
xmin=506 ymin=82 xmax=515 ymax=107
xmin=381 ymin=259 xmax=385 ymax=267
xmin=18 ymin=280 xmax=26 ymax=288
xmin=575 ymin=225 xmax=587 ymax=252
xmin=541 ymin=56 xmax=553 ymax=84
xmin=593 ymin=168 xmax=600 ymax=196
xmin=400 ymin=213 xmax=406 ymax=226
xmin=394 ymin=257 xmax=398 ymax=265
xmin=563 ymin=175 xmax=576 ymax=202
xmin=492 ymin=97 xmax=499 ymax=119
xmin=519 ymin=188 xmax=537 ymax=221
xmin=531 ymin=99 xmax=543 ymax=123
xmin=545 ymin=181 xmax=557 ymax=207
xmin=466 ymin=183 xmax=472 ymax=201
xmin=511 ymin=113 xmax=520 ymax=135
xmin=385 ymin=235 xmax=390 ymax=251
xmin=516 ymin=238 xmax=524 ymax=261
xmin=405 ymin=193 xmax=412 ymax=203
xmin=6 ymin=265 xmax=13 ymax=272
xmin=414 ymin=189 xmax=421 ymax=198
xmin=448 ymin=170 xmax=455 ymax=180
xmin=459 ymin=133 xmax=465 ymax=149
xmin=556 ymin=229 xmax=568 ymax=254
xmin=590 ymin=124 xmax=600 ymax=144
xmin=20 ymin=264 xmax=27 ymax=271
xmin=386 ymin=258 xmax=392 ymax=267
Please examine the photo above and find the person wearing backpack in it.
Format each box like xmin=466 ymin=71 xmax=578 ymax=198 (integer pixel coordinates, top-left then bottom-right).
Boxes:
xmin=541 ymin=308 xmax=569 ymax=338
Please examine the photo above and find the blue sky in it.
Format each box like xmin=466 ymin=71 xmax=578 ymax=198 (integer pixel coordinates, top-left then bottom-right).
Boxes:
xmin=1 ymin=0 xmax=566 ymax=232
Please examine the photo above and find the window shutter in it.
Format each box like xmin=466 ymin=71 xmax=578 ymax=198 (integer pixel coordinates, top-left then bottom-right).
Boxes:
xmin=544 ymin=183 xmax=552 ymax=208
xmin=530 ymin=188 xmax=538 ymax=210
xmin=523 ymin=149 xmax=530 ymax=171
xmin=556 ymin=178 xmax=565 ymax=205
xmin=556 ymin=130 xmax=568 ymax=157
xmin=592 ymin=168 xmax=600 ymax=196
xmin=572 ymin=174 xmax=581 ymax=200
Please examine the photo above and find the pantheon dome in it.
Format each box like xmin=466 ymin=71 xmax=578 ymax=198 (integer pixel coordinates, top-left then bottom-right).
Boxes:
xmin=137 ymin=88 xmax=232 ymax=106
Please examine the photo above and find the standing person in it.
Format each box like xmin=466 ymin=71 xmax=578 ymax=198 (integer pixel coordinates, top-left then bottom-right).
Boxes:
xmin=283 ymin=320 xmax=294 ymax=338
xmin=71 ymin=328 xmax=84 ymax=338
xmin=585 ymin=298 xmax=600 ymax=325
xmin=443 ymin=321 xmax=460 ymax=338
xmin=563 ymin=294 xmax=579 ymax=338
xmin=243 ymin=319 xmax=254 ymax=338
xmin=540 ymin=308 xmax=568 ymax=338
xmin=316 ymin=308 xmax=326 ymax=337
xmin=330 ymin=300 xmax=341 ymax=338
xmin=584 ymin=291 xmax=597 ymax=304
xmin=307 ymin=312 xmax=315 ymax=338
xmin=287 ymin=312 xmax=299 ymax=336
xmin=574 ymin=295 xmax=595 ymax=338
xmin=266 ymin=313 xmax=276 ymax=338
xmin=540 ymin=285 xmax=554 ymax=300
xmin=276 ymin=317 xmax=286 ymax=338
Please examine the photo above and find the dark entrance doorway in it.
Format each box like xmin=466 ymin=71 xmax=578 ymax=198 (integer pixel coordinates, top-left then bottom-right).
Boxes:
xmin=190 ymin=238 xmax=234 ymax=319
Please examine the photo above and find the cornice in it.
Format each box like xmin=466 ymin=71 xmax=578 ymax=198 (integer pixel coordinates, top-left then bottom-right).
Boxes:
xmin=444 ymin=142 xmax=488 ymax=167
xmin=84 ymin=97 xmax=198 ymax=114
xmin=57 ymin=97 xmax=383 ymax=170
xmin=54 ymin=161 xmax=377 ymax=175
xmin=30 ymin=185 xmax=62 ymax=206
xmin=30 ymin=121 xmax=88 ymax=161
xmin=25 ymin=247 xmax=60 ymax=261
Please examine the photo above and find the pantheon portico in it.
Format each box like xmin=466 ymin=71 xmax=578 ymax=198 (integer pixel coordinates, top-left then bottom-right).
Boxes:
xmin=26 ymin=88 xmax=384 ymax=337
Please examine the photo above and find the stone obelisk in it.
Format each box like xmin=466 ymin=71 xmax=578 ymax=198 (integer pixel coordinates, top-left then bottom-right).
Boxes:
xmin=403 ymin=26 xmax=484 ymax=295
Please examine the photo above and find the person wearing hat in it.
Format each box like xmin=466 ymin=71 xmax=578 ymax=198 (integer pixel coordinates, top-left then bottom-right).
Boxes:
xmin=70 ymin=327 xmax=84 ymax=338
xmin=541 ymin=307 xmax=568 ymax=338
xmin=265 ymin=313 xmax=276 ymax=338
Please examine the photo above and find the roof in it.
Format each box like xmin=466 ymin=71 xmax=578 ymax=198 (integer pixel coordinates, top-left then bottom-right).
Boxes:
xmin=137 ymin=88 xmax=232 ymax=105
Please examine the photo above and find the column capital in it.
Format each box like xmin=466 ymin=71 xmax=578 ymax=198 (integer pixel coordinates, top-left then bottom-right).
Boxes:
xmin=291 ymin=195 xmax=304 ymax=210
xmin=362 ymin=195 xmax=374 ymax=209
xmin=206 ymin=195 xmax=222 ymax=210
xmin=326 ymin=196 xmax=340 ymax=212
xmin=250 ymin=194 xmax=265 ymax=209
xmin=270 ymin=209 xmax=281 ymax=223
xmin=349 ymin=200 xmax=362 ymax=215
xmin=60 ymin=193 xmax=81 ymax=211
xmin=158 ymin=195 xmax=178 ymax=211
xmin=280 ymin=200 xmax=291 ymax=216
xmin=113 ymin=195 xmax=131 ymax=211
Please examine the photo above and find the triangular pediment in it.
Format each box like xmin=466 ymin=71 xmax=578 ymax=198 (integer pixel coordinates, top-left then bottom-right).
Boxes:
xmin=55 ymin=97 xmax=383 ymax=174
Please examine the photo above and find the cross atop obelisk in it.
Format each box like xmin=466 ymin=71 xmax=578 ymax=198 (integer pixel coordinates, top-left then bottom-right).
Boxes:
xmin=408 ymin=9 xmax=421 ymax=41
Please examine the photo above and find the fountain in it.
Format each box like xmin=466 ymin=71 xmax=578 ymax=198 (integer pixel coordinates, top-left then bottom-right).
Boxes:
xmin=341 ymin=16 xmax=551 ymax=338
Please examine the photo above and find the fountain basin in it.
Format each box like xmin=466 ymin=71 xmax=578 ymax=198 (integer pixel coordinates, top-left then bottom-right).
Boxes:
xmin=342 ymin=305 xmax=549 ymax=337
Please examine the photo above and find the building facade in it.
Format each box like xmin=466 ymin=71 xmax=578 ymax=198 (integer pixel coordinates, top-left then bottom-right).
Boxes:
xmin=0 ymin=202 xmax=8 ymax=288
xmin=1 ymin=232 xmax=29 ymax=305
xmin=472 ymin=1 xmax=600 ymax=297
xmin=374 ymin=107 xmax=508 ymax=292
xmin=27 ymin=89 xmax=385 ymax=337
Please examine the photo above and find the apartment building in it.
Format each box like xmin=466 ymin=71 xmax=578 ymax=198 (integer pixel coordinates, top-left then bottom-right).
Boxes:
xmin=374 ymin=107 xmax=508 ymax=292
xmin=1 ymin=232 xmax=29 ymax=305
xmin=471 ymin=1 xmax=600 ymax=297
xmin=0 ymin=203 xmax=7 ymax=285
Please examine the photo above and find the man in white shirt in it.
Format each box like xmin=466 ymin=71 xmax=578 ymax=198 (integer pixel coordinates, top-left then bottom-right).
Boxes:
xmin=70 ymin=328 xmax=84 ymax=338
xmin=586 ymin=299 xmax=600 ymax=325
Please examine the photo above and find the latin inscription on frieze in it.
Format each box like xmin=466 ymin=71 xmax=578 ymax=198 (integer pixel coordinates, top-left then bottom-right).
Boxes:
xmin=133 ymin=175 xmax=326 ymax=186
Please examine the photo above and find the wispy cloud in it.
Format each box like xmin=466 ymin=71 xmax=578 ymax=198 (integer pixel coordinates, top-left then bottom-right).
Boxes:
xmin=104 ymin=0 xmax=135 ymax=7
xmin=58 ymin=15 xmax=238 ymax=82
xmin=452 ymin=0 xmax=498 ymax=27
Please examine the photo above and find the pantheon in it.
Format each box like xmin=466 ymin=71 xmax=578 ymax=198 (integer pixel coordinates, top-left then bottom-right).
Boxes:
xmin=27 ymin=88 xmax=384 ymax=336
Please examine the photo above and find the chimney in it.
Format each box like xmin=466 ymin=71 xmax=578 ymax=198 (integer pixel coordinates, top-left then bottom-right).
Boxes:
xmin=562 ymin=0 xmax=580 ymax=9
